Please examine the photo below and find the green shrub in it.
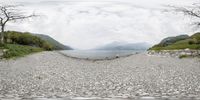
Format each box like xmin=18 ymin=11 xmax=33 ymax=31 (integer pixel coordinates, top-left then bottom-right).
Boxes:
xmin=179 ymin=55 xmax=188 ymax=59
xmin=188 ymin=40 xmax=195 ymax=45
xmin=3 ymin=44 xmax=44 ymax=58
xmin=191 ymin=33 xmax=200 ymax=44
xmin=4 ymin=31 xmax=53 ymax=50
xmin=0 ymin=43 xmax=5 ymax=47
xmin=41 ymin=42 xmax=53 ymax=51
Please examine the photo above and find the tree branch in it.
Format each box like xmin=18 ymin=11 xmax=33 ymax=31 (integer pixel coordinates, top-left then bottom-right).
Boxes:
xmin=9 ymin=14 xmax=36 ymax=21
xmin=0 ymin=5 xmax=37 ymax=25
xmin=168 ymin=5 xmax=200 ymax=19
xmin=0 ymin=17 xmax=3 ymax=25
xmin=166 ymin=4 xmax=200 ymax=28
xmin=0 ymin=4 xmax=37 ymax=44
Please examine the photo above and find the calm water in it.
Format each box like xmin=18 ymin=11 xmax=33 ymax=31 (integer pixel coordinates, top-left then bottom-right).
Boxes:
xmin=59 ymin=50 xmax=145 ymax=60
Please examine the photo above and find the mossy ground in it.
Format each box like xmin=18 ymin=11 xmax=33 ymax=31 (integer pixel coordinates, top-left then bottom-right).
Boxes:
xmin=0 ymin=44 xmax=44 ymax=59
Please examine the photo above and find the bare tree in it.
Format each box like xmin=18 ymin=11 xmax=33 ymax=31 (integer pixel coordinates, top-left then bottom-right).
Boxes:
xmin=168 ymin=3 xmax=200 ymax=27
xmin=0 ymin=4 xmax=36 ymax=44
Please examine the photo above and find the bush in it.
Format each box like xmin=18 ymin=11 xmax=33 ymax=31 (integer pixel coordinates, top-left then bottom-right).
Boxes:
xmin=41 ymin=42 xmax=53 ymax=51
xmin=179 ymin=55 xmax=188 ymax=59
xmin=188 ymin=40 xmax=195 ymax=45
xmin=0 ymin=43 xmax=5 ymax=47
xmin=4 ymin=31 xmax=53 ymax=50
xmin=191 ymin=33 xmax=200 ymax=44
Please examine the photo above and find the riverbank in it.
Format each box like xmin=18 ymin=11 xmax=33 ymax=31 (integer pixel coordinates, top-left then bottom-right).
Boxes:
xmin=148 ymin=50 xmax=200 ymax=58
xmin=0 ymin=51 xmax=200 ymax=99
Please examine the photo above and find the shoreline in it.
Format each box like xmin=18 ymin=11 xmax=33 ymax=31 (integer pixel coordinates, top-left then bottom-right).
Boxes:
xmin=148 ymin=50 xmax=200 ymax=58
xmin=57 ymin=51 xmax=138 ymax=61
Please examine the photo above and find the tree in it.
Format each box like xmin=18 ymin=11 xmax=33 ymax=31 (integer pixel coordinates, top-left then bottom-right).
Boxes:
xmin=169 ymin=3 xmax=200 ymax=27
xmin=0 ymin=4 xmax=36 ymax=44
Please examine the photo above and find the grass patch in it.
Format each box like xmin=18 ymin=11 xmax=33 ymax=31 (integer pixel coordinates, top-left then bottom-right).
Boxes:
xmin=149 ymin=33 xmax=200 ymax=51
xmin=2 ymin=44 xmax=44 ymax=59
xmin=150 ymin=39 xmax=200 ymax=50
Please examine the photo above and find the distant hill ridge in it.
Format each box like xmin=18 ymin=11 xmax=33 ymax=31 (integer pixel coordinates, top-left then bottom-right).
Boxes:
xmin=159 ymin=35 xmax=189 ymax=46
xmin=4 ymin=31 xmax=72 ymax=50
xmin=149 ymin=32 xmax=200 ymax=50
xmin=34 ymin=34 xmax=73 ymax=50
xmin=95 ymin=41 xmax=151 ymax=50
xmin=0 ymin=31 xmax=72 ymax=58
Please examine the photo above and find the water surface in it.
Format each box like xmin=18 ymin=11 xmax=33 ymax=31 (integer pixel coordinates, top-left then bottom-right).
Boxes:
xmin=60 ymin=50 xmax=144 ymax=60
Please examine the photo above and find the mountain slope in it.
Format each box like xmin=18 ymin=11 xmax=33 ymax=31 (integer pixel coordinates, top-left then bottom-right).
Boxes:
xmin=149 ymin=33 xmax=200 ymax=50
xmin=159 ymin=35 xmax=189 ymax=46
xmin=35 ymin=34 xmax=73 ymax=50
xmin=96 ymin=41 xmax=151 ymax=50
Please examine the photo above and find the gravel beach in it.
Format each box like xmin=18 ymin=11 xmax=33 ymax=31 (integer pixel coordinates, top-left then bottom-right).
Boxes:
xmin=0 ymin=51 xmax=200 ymax=100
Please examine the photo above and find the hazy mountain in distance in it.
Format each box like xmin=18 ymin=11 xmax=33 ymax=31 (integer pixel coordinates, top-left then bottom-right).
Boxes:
xmin=35 ymin=34 xmax=73 ymax=50
xmin=95 ymin=41 xmax=151 ymax=50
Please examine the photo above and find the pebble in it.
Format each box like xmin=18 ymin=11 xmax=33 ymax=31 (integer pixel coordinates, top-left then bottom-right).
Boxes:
xmin=0 ymin=51 xmax=200 ymax=99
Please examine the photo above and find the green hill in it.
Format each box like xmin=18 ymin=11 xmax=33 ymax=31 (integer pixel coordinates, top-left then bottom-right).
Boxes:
xmin=35 ymin=34 xmax=73 ymax=50
xmin=149 ymin=32 xmax=200 ymax=50
xmin=4 ymin=31 xmax=53 ymax=50
xmin=159 ymin=35 xmax=189 ymax=46
xmin=0 ymin=31 xmax=72 ymax=58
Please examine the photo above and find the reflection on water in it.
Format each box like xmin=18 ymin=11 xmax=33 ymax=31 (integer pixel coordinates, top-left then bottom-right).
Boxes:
xmin=59 ymin=50 xmax=144 ymax=60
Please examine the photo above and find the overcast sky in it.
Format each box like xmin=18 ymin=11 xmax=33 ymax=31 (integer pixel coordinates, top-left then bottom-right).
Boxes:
xmin=0 ymin=0 xmax=199 ymax=49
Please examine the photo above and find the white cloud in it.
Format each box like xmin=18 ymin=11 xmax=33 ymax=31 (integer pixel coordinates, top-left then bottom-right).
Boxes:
xmin=1 ymin=0 xmax=199 ymax=49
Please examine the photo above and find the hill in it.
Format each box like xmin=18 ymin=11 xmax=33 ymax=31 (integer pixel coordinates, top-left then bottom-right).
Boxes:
xmin=159 ymin=35 xmax=189 ymax=46
xmin=4 ymin=31 xmax=53 ymax=50
xmin=96 ymin=41 xmax=151 ymax=50
xmin=35 ymin=34 xmax=73 ymax=50
xmin=149 ymin=32 xmax=200 ymax=50
xmin=0 ymin=31 xmax=72 ymax=58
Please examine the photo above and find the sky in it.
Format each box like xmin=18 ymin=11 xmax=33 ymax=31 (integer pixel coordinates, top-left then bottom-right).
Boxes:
xmin=0 ymin=0 xmax=199 ymax=49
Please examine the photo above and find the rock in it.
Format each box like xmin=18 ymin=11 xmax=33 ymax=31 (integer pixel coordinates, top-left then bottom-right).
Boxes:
xmin=148 ymin=50 xmax=200 ymax=57
xmin=184 ymin=48 xmax=190 ymax=51
xmin=116 ymin=55 xmax=119 ymax=58
xmin=5 ymin=94 xmax=14 ymax=98
xmin=127 ymin=87 xmax=133 ymax=91
xmin=141 ymin=93 xmax=150 ymax=96
xmin=0 ymin=94 xmax=4 ymax=98
xmin=140 ymin=96 xmax=155 ymax=100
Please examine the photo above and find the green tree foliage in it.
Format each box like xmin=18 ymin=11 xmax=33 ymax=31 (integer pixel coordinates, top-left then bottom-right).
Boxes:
xmin=4 ymin=31 xmax=53 ymax=50
xmin=191 ymin=32 xmax=200 ymax=44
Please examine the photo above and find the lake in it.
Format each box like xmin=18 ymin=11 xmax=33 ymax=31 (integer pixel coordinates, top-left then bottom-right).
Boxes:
xmin=59 ymin=50 xmax=145 ymax=60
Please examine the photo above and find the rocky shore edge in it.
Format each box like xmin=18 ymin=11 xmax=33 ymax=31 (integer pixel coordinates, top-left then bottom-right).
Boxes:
xmin=58 ymin=51 xmax=136 ymax=61
xmin=147 ymin=49 xmax=200 ymax=58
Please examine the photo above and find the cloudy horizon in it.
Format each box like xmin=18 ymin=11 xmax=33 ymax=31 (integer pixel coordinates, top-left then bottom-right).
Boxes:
xmin=1 ymin=0 xmax=199 ymax=49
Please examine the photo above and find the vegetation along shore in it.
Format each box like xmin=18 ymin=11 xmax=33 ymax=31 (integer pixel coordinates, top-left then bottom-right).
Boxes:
xmin=148 ymin=32 xmax=200 ymax=58
xmin=0 ymin=31 xmax=72 ymax=59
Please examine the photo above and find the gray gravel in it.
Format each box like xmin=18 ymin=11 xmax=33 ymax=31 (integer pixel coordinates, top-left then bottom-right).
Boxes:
xmin=0 ymin=51 xmax=200 ymax=100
